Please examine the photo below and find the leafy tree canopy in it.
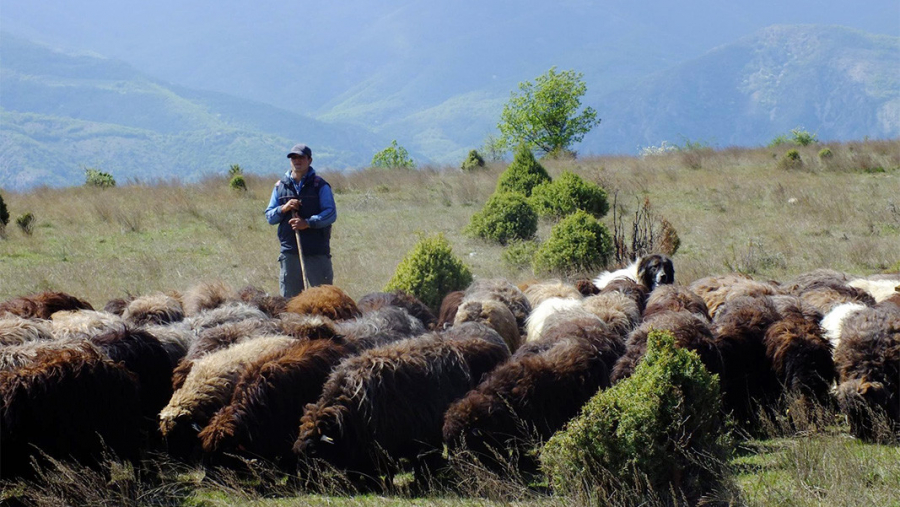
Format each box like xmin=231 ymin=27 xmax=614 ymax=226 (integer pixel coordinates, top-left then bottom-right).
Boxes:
xmin=497 ymin=67 xmax=601 ymax=156
xmin=372 ymin=140 xmax=416 ymax=169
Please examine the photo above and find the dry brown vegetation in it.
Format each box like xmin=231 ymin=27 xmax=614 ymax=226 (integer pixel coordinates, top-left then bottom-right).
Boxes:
xmin=1 ymin=140 xmax=897 ymax=306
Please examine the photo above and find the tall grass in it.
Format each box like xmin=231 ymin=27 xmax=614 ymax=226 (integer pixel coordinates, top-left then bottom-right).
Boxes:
xmin=2 ymin=140 xmax=897 ymax=306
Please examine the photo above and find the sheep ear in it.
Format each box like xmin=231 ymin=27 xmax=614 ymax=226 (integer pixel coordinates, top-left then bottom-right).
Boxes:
xmin=320 ymin=434 xmax=335 ymax=445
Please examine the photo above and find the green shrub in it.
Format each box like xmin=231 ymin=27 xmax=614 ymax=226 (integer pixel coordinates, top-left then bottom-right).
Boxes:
xmin=466 ymin=192 xmax=538 ymax=245
xmin=228 ymin=164 xmax=244 ymax=178
xmin=541 ymin=330 xmax=732 ymax=505
xmin=229 ymin=174 xmax=247 ymax=191
xmin=818 ymin=147 xmax=834 ymax=160
xmin=16 ymin=212 xmax=35 ymax=235
xmin=460 ymin=149 xmax=486 ymax=171
xmin=372 ymin=140 xmax=416 ymax=169
xmin=0 ymin=192 xmax=9 ymax=228
xmin=384 ymin=233 xmax=473 ymax=311
xmin=768 ymin=134 xmax=790 ymax=147
xmin=532 ymin=210 xmax=613 ymax=275
xmin=84 ymin=168 xmax=116 ymax=188
xmin=791 ymin=127 xmax=818 ymax=146
xmin=528 ymin=170 xmax=609 ymax=219
xmin=777 ymin=149 xmax=803 ymax=170
xmin=502 ymin=239 xmax=539 ymax=269
xmin=495 ymin=144 xmax=551 ymax=197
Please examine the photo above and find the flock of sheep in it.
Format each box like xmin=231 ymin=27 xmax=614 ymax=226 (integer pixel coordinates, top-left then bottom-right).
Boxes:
xmin=1 ymin=254 xmax=898 ymax=488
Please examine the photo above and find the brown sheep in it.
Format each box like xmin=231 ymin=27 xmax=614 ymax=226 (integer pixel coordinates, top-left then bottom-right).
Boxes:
xmin=689 ymin=274 xmax=779 ymax=318
xmin=763 ymin=315 xmax=835 ymax=407
xmin=711 ymin=295 xmax=782 ymax=427
xmin=159 ymin=335 xmax=298 ymax=458
xmin=453 ymin=298 xmax=522 ymax=353
xmin=574 ymin=278 xmax=601 ymax=296
xmin=0 ymin=291 xmax=93 ymax=320
xmin=643 ymin=284 xmax=710 ymax=321
xmin=199 ymin=338 xmax=350 ymax=465
xmin=582 ymin=292 xmax=641 ymax=339
xmin=294 ymin=332 xmax=510 ymax=487
xmin=464 ymin=278 xmax=532 ymax=336
xmin=87 ymin=326 xmax=175 ymax=432
xmin=181 ymin=280 xmax=239 ymax=316
xmin=0 ymin=315 xmax=54 ymax=345
xmin=833 ymin=306 xmax=900 ymax=440
xmin=238 ymin=285 xmax=288 ymax=317
xmin=437 ymin=290 xmax=465 ymax=330
xmin=122 ymin=292 xmax=185 ymax=326
xmin=278 ymin=312 xmax=340 ymax=341
xmin=443 ymin=313 xmax=624 ymax=473
xmin=284 ymin=285 xmax=361 ymax=321
xmin=611 ymin=310 xmax=721 ymax=384
xmin=0 ymin=343 xmax=143 ymax=478
xmin=523 ymin=280 xmax=582 ymax=308
xmin=599 ymin=277 xmax=650 ymax=315
xmin=50 ymin=309 xmax=127 ymax=339
xmin=142 ymin=321 xmax=195 ymax=367
xmin=357 ymin=290 xmax=437 ymax=330
xmin=186 ymin=302 xmax=270 ymax=333
xmin=172 ymin=315 xmax=279 ymax=390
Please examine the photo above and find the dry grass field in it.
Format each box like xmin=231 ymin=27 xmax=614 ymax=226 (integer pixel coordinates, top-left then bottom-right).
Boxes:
xmin=1 ymin=139 xmax=898 ymax=305
xmin=1 ymin=139 xmax=898 ymax=506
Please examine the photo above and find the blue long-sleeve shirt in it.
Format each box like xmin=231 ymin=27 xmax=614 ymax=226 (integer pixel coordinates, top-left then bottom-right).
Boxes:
xmin=264 ymin=168 xmax=336 ymax=228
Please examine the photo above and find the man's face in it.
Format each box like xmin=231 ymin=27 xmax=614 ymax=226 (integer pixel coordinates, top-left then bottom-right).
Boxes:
xmin=290 ymin=154 xmax=311 ymax=176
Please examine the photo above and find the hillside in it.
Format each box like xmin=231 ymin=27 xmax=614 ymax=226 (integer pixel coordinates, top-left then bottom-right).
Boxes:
xmin=1 ymin=23 xmax=898 ymax=188
xmin=588 ymin=25 xmax=900 ymax=153
xmin=0 ymin=35 xmax=389 ymax=190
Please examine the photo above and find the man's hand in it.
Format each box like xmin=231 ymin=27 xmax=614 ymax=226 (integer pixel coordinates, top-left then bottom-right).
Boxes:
xmin=289 ymin=217 xmax=310 ymax=231
xmin=281 ymin=199 xmax=301 ymax=214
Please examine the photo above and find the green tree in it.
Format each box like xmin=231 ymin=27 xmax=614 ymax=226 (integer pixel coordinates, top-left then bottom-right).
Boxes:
xmin=372 ymin=140 xmax=416 ymax=169
xmin=497 ymin=67 xmax=601 ymax=156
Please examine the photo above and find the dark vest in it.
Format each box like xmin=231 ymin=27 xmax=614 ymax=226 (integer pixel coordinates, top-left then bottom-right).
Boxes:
xmin=275 ymin=172 xmax=332 ymax=256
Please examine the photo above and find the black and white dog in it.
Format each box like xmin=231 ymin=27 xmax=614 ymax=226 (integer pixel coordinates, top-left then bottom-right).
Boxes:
xmin=593 ymin=254 xmax=675 ymax=292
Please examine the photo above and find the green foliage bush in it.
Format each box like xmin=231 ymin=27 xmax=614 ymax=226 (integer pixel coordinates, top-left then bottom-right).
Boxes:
xmin=461 ymin=149 xmax=486 ymax=171
xmin=502 ymin=239 xmax=539 ymax=269
xmin=466 ymin=192 xmax=538 ymax=245
xmin=818 ymin=147 xmax=834 ymax=160
xmin=16 ymin=212 xmax=35 ymax=235
xmin=495 ymin=144 xmax=551 ymax=197
xmin=532 ymin=210 xmax=612 ymax=275
xmin=384 ymin=233 xmax=473 ymax=311
xmin=84 ymin=168 xmax=116 ymax=188
xmin=791 ymin=127 xmax=818 ymax=146
xmin=228 ymin=164 xmax=244 ymax=177
xmin=777 ymin=149 xmax=803 ymax=170
xmin=541 ymin=330 xmax=732 ymax=505
xmin=229 ymin=174 xmax=247 ymax=191
xmin=528 ymin=170 xmax=609 ymax=219
xmin=0 ymin=192 xmax=9 ymax=228
xmin=372 ymin=140 xmax=416 ymax=169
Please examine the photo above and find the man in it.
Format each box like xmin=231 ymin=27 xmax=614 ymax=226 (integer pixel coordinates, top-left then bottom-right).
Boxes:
xmin=265 ymin=144 xmax=337 ymax=298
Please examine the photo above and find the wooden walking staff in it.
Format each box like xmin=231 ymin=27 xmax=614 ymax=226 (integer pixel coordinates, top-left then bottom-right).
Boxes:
xmin=292 ymin=209 xmax=311 ymax=290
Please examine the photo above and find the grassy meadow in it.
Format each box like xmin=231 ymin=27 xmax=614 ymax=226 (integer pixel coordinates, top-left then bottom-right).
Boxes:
xmin=1 ymin=139 xmax=898 ymax=304
xmin=1 ymin=139 xmax=899 ymax=506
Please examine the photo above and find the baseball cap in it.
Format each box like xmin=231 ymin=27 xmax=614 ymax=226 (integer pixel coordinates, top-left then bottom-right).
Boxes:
xmin=287 ymin=144 xmax=312 ymax=158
